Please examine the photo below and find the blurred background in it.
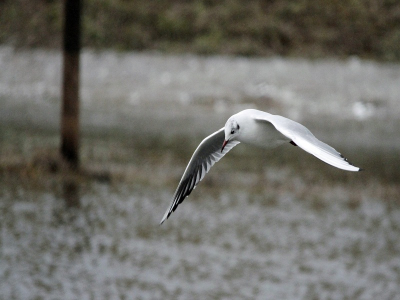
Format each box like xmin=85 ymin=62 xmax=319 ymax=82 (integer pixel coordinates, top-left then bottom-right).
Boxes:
xmin=1 ymin=1 xmax=400 ymax=299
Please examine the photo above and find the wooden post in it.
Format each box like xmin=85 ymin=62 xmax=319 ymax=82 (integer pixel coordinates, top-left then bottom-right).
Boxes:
xmin=61 ymin=0 xmax=81 ymax=169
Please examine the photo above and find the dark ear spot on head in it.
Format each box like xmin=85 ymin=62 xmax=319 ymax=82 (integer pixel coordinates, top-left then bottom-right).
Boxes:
xmin=237 ymin=124 xmax=240 ymax=130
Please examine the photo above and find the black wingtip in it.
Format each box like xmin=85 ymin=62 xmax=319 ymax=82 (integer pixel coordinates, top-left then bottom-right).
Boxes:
xmin=358 ymin=168 xmax=365 ymax=172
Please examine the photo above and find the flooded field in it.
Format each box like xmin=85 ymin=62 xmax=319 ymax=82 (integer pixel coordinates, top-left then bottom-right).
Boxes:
xmin=1 ymin=47 xmax=400 ymax=299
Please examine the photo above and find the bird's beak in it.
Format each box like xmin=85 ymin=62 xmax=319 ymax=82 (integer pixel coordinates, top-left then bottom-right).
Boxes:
xmin=221 ymin=140 xmax=229 ymax=152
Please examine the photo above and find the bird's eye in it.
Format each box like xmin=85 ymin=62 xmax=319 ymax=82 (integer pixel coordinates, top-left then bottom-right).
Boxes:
xmin=231 ymin=130 xmax=235 ymax=134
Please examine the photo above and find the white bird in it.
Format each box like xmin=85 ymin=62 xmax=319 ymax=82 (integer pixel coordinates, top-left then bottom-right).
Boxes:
xmin=160 ymin=109 xmax=362 ymax=224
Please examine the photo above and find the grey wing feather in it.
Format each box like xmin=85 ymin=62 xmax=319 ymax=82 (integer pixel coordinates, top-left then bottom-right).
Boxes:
xmin=160 ymin=128 xmax=240 ymax=224
xmin=254 ymin=113 xmax=361 ymax=172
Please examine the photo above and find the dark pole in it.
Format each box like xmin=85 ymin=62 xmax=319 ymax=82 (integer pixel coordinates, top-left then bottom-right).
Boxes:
xmin=61 ymin=0 xmax=81 ymax=169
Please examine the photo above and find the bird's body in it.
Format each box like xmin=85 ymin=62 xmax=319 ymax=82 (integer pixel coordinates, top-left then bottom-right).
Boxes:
xmin=231 ymin=110 xmax=291 ymax=148
xmin=160 ymin=109 xmax=362 ymax=224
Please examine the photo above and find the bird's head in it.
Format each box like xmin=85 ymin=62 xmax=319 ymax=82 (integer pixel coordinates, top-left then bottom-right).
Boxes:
xmin=221 ymin=118 xmax=240 ymax=152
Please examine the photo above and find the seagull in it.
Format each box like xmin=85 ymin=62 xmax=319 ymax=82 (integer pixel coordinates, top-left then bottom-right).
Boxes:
xmin=160 ymin=109 xmax=362 ymax=224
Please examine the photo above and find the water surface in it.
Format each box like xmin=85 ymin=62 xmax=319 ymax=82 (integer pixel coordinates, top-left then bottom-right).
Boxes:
xmin=1 ymin=48 xmax=399 ymax=299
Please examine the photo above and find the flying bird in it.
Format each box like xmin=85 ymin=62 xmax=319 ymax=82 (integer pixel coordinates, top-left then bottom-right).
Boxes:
xmin=160 ymin=109 xmax=362 ymax=224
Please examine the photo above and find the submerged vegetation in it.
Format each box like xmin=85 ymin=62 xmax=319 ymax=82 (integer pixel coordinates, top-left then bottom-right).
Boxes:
xmin=1 ymin=0 xmax=400 ymax=60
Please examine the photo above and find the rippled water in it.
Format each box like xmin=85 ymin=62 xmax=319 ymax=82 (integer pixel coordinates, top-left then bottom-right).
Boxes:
xmin=1 ymin=172 xmax=399 ymax=299
xmin=1 ymin=47 xmax=400 ymax=299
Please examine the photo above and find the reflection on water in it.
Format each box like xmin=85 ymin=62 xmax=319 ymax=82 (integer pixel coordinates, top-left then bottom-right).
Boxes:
xmin=1 ymin=174 xmax=399 ymax=299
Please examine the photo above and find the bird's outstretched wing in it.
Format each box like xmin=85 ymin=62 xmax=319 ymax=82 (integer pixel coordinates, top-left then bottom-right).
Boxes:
xmin=160 ymin=128 xmax=240 ymax=224
xmin=254 ymin=113 xmax=362 ymax=172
